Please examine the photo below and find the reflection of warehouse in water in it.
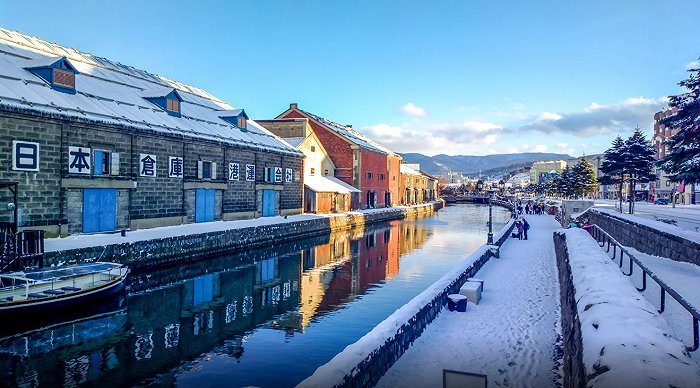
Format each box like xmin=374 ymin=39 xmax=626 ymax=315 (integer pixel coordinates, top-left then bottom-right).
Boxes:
xmin=0 ymin=221 xmax=429 ymax=386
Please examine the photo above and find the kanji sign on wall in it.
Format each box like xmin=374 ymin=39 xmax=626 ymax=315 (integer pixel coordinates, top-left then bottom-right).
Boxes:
xmin=169 ymin=156 xmax=183 ymax=178
xmin=274 ymin=167 xmax=283 ymax=183
xmin=246 ymin=164 xmax=255 ymax=181
xmin=12 ymin=140 xmax=39 ymax=171
xmin=229 ymin=163 xmax=240 ymax=181
xmin=68 ymin=146 xmax=91 ymax=174
xmin=140 ymin=154 xmax=157 ymax=177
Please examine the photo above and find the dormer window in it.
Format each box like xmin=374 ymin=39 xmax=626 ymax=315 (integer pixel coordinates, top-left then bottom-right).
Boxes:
xmin=24 ymin=56 xmax=79 ymax=94
xmin=53 ymin=68 xmax=75 ymax=88
xmin=141 ymin=88 xmax=183 ymax=117
xmin=218 ymin=109 xmax=249 ymax=132
xmin=167 ymin=98 xmax=180 ymax=113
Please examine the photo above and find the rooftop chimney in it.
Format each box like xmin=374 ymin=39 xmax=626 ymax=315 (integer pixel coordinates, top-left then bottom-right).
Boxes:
xmin=290 ymin=103 xmax=298 ymax=110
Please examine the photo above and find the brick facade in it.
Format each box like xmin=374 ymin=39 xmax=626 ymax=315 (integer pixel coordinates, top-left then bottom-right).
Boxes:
xmin=276 ymin=104 xmax=398 ymax=209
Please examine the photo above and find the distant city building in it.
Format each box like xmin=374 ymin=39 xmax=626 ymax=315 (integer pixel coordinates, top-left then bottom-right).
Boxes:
xmin=652 ymin=109 xmax=695 ymax=204
xmin=530 ymin=160 xmax=567 ymax=184
xmin=399 ymin=164 xmax=428 ymax=205
xmin=507 ymin=172 xmax=531 ymax=188
xmin=0 ymin=28 xmax=303 ymax=235
xmin=275 ymin=104 xmax=401 ymax=209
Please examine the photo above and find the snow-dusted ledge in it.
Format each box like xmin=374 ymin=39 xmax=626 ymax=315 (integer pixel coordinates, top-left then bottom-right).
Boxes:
xmin=43 ymin=202 xmax=443 ymax=268
xmin=554 ymin=228 xmax=699 ymax=387
xmin=299 ymin=218 xmax=516 ymax=388
xmin=585 ymin=207 xmax=700 ymax=265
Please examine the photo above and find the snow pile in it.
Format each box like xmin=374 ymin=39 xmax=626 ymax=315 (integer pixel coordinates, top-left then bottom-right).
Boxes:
xmin=562 ymin=228 xmax=700 ymax=387
xmin=590 ymin=207 xmax=700 ymax=244
xmin=298 ymin=245 xmax=491 ymax=387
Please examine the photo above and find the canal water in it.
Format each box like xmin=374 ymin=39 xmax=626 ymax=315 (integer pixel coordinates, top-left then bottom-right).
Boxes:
xmin=0 ymin=204 xmax=510 ymax=388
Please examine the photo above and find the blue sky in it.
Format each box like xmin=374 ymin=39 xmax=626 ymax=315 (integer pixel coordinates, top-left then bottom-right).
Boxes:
xmin=2 ymin=1 xmax=699 ymax=156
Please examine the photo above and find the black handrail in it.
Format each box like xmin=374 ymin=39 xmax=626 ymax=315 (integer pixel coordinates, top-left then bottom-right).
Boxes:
xmin=589 ymin=224 xmax=700 ymax=352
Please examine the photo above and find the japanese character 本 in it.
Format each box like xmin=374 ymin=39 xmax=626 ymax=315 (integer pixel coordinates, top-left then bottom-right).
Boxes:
xmin=68 ymin=146 xmax=91 ymax=174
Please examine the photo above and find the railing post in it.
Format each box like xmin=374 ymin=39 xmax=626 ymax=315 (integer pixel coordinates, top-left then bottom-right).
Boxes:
xmin=659 ymin=288 xmax=666 ymax=314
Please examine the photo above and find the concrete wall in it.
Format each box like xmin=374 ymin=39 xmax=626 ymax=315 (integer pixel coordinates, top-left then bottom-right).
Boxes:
xmin=584 ymin=208 xmax=700 ymax=265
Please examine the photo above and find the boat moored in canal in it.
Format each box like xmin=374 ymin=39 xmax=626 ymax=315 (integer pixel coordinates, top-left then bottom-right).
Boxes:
xmin=0 ymin=262 xmax=128 ymax=317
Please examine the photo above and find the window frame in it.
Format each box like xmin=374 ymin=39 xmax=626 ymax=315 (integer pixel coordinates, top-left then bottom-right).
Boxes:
xmin=53 ymin=68 xmax=75 ymax=88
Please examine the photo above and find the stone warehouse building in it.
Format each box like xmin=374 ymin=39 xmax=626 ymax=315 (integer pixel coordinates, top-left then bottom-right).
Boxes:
xmin=274 ymin=104 xmax=401 ymax=209
xmin=0 ymin=28 xmax=303 ymax=236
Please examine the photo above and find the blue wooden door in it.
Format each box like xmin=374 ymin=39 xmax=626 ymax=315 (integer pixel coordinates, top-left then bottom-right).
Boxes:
xmin=193 ymin=274 xmax=214 ymax=306
xmin=195 ymin=189 xmax=215 ymax=223
xmin=83 ymin=188 xmax=116 ymax=233
xmin=262 ymin=189 xmax=276 ymax=217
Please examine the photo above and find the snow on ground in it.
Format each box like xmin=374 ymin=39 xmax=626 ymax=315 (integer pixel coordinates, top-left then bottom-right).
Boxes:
xmin=376 ymin=214 xmax=562 ymax=388
xmin=609 ymin=245 xmax=700 ymax=352
xmin=44 ymin=204 xmax=430 ymax=253
xmin=594 ymin=200 xmax=700 ymax=233
xmin=589 ymin=206 xmax=700 ymax=244
xmin=563 ymin=229 xmax=700 ymax=387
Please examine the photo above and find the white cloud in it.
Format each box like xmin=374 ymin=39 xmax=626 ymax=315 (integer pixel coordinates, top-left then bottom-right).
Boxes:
xmin=361 ymin=119 xmax=503 ymax=155
xmin=556 ymin=143 xmax=568 ymax=148
xmin=516 ymin=97 xmax=667 ymax=136
xmin=398 ymin=102 xmax=427 ymax=117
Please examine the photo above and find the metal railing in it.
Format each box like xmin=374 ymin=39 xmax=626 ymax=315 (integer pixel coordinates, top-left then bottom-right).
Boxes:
xmin=0 ymin=230 xmax=45 ymax=273
xmin=589 ymin=224 xmax=700 ymax=352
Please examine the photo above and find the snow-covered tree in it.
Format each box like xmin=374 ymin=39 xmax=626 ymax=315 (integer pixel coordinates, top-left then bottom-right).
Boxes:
xmin=572 ymin=157 xmax=598 ymax=198
xmin=600 ymin=136 xmax=626 ymax=211
xmin=622 ymin=127 xmax=656 ymax=213
xmin=658 ymin=59 xmax=700 ymax=184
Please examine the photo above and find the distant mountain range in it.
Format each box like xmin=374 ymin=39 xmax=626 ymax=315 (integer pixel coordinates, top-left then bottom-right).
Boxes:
xmin=400 ymin=152 xmax=575 ymax=177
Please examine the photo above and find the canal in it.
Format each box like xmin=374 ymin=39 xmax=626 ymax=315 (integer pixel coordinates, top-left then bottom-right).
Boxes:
xmin=0 ymin=204 xmax=511 ymax=387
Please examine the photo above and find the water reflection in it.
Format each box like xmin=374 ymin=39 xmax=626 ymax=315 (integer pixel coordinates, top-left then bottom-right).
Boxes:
xmin=0 ymin=204 xmax=509 ymax=387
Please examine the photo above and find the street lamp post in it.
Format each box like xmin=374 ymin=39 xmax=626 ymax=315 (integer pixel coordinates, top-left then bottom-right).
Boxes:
xmin=477 ymin=180 xmax=494 ymax=244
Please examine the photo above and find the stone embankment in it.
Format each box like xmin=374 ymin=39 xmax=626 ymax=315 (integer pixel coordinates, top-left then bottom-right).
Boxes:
xmin=583 ymin=208 xmax=699 ymax=265
xmin=44 ymin=202 xmax=443 ymax=270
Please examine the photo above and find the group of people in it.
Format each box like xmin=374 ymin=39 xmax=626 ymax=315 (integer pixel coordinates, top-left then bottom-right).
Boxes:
xmin=512 ymin=218 xmax=530 ymax=240
xmin=516 ymin=201 xmax=545 ymax=216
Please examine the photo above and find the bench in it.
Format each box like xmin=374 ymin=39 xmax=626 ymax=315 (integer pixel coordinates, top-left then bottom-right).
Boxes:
xmin=60 ymin=286 xmax=81 ymax=292
xmin=459 ymin=278 xmax=484 ymax=304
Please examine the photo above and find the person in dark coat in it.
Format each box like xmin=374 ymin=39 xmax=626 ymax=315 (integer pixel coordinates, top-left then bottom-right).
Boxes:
xmin=522 ymin=219 xmax=530 ymax=240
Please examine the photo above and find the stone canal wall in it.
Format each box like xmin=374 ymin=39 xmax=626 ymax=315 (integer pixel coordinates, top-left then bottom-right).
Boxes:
xmin=553 ymin=228 xmax=698 ymax=388
xmin=44 ymin=201 xmax=444 ymax=270
xmin=300 ymin=212 xmax=516 ymax=388
xmin=583 ymin=208 xmax=700 ymax=265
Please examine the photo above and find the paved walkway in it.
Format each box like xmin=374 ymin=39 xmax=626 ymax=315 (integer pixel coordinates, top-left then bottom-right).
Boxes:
xmin=377 ymin=215 xmax=563 ymax=388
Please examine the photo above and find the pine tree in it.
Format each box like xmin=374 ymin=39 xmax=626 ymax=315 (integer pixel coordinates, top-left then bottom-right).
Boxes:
xmin=658 ymin=59 xmax=700 ymax=184
xmin=572 ymin=157 xmax=598 ymax=198
xmin=622 ymin=127 xmax=656 ymax=213
xmin=600 ymin=136 xmax=626 ymax=211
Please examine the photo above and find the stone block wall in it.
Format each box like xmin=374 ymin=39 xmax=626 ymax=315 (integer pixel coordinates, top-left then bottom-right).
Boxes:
xmin=585 ymin=209 xmax=700 ymax=265
xmin=1 ymin=108 xmax=304 ymax=235
xmin=0 ymin=113 xmax=63 ymax=228
xmin=553 ymin=232 xmax=586 ymax=388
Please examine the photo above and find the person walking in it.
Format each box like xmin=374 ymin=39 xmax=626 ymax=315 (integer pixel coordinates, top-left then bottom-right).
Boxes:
xmin=522 ymin=219 xmax=530 ymax=240
xmin=516 ymin=220 xmax=523 ymax=240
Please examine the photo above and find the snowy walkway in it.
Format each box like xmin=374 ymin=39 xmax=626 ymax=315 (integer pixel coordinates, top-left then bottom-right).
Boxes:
xmin=377 ymin=215 xmax=563 ymax=388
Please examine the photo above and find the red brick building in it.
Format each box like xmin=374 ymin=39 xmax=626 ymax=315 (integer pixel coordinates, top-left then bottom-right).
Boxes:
xmin=275 ymin=104 xmax=401 ymax=208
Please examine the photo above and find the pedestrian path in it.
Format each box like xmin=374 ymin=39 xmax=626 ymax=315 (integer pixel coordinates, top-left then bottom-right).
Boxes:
xmin=376 ymin=215 xmax=563 ymax=388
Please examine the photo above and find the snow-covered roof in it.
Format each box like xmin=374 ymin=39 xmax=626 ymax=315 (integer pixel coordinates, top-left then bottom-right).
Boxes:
xmin=305 ymin=175 xmax=360 ymax=193
xmin=300 ymin=109 xmax=397 ymax=156
xmin=282 ymin=137 xmax=305 ymax=148
xmin=400 ymin=164 xmax=422 ymax=176
xmin=0 ymin=28 xmax=300 ymax=156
